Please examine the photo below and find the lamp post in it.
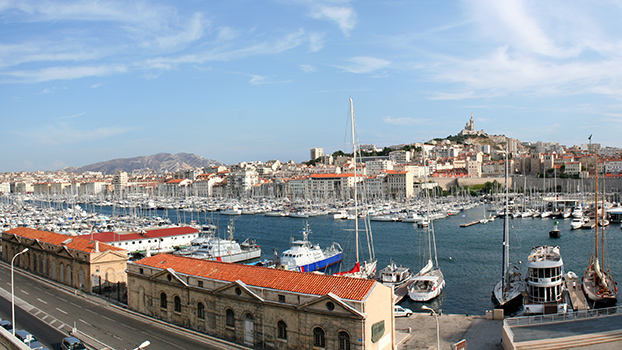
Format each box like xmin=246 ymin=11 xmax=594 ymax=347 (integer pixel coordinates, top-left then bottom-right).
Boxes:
xmin=422 ymin=305 xmax=440 ymax=350
xmin=11 ymin=247 xmax=29 ymax=336
xmin=132 ymin=340 xmax=150 ymax=350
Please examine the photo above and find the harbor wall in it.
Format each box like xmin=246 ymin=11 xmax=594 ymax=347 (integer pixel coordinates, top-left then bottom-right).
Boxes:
xmin=434 ymin=176 xmax=622 ymax=196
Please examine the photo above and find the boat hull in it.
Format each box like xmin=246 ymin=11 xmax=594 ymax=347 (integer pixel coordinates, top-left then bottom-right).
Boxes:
xmin=294 ymin=252 xmax=343 ymax=273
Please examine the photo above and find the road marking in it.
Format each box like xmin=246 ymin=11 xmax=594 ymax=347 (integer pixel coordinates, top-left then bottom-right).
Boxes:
xmin=37 ymin=298 xmax=48 ymax=304
xmin=57 ymin=297 xmax=68 ymax=302
xmin=79 ymin=319 xmax=92 ymax=327
xmin=56 ymin=307 xmax=68 ymax=314
xmin=121 ymin=323 xmax=136 ymax=330
xmin=101 ymin=315 xmax=114 ymax=322
xmin=112 ymin=334 xmax=123 ymax=341
xmin=85 ymin=308 xmax=97 ymax=314
xmin=56 ymin=322 xmax=67 ymax=331
xmin=21 ymin=290 xmax=29 ymax=295
xmin=149 ymin=334 xmax=178 ymax=347
xmin=49 ymin=320 xmax=56 ymax=326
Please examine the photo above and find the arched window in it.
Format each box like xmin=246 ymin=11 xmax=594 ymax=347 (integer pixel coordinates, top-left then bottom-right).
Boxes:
xmin=338 ymin=331 xmax=351 ymax=350
xmin=197 ymin=302 xmax=205 ymax=319
xmin=226 ymin=309 xmax=235 ymax=328
xmin=59 ymin=263 xmax=64 ymax=283
xmin=160 ymin=292 xmax=167 ymax=309
xmin=174 ymin=296 xmax=181 ymax=312
xmin=277 ymin=320 xmax=287 ymax=340
xmin=313 ymin=327 xmax=325 ymax=348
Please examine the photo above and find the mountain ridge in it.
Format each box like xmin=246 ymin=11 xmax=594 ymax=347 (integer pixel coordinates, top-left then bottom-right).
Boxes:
xmin=62 ymin=153 xmax=225 ymax=175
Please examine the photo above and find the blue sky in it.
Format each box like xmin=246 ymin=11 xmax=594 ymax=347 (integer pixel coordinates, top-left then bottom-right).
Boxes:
xmin=2 ymin=0 xmax=622 ymax=172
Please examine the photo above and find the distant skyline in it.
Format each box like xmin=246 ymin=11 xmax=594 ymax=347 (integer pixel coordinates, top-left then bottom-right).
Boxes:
xmin=2 ymin=1 xmax=622 ymax=172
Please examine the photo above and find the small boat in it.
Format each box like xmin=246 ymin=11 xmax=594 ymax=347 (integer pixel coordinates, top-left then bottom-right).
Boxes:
xmin=279 ymin=222 xmax=343 ymax=273
xmin=176 ymin=219 xmax=261 ymax=263
xmin=570 ymin=217 xmax=585 ymax=230
xmin=378 ymin=261 xmax=414 ymax=288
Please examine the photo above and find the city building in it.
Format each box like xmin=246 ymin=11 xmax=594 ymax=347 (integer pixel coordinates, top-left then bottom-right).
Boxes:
xmin=127 ymin=254 xmax=394 ymax=350
xmin=310 ymin=147 xmax=324 ymax=161
xmin=82 ymin=226 xmax=200 ymax=256
xmin=2 ymin=227 xmax=128 ymax=292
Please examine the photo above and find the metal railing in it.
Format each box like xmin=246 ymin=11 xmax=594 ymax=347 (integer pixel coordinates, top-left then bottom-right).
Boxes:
xmin=505 ymin=305 xmax=621 ymax=327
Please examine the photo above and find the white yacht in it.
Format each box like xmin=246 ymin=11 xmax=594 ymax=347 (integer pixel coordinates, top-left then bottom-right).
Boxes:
xmin=177 ymin=219 xmax=261 ymax=263
xmin=278 ymin=222 xmax=343 ymax=273
xmin=524 ymin=246 xmax=567 ymax=315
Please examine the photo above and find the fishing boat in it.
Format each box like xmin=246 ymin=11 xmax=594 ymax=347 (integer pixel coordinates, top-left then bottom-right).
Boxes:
xmin=279 ymin=221 xmax=343 ymax=273
xmin=408 ymin=147 xmax=444 ymax=302
xmin=377 ymin=260 xmax=414 ymax=288
xmin=334 ymin=98 xmax=377 ymax=279
xmin=582 ymin=143 xmax=617 ymax=305
xmin=176 ymin=219 xmax=261 ymax=263
xmin=492 ymin=147 xmax=526 ymax=310
xmin=524 ymin=245 xmax=568 ymax=315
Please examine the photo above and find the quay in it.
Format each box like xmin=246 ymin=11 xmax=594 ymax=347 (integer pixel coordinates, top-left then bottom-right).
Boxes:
xmin=460 ymin=220 xmax=480 ymax=227
xmin=396 ymin=309 xmax=622 ymax=350
xmin=565 ymin=273 xmax=589 ymax=311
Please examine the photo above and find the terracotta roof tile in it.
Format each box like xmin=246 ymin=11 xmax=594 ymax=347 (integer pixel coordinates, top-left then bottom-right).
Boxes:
xmin=5 ymin=227 xmax=125 ymax=253
xmin=135 ymin=254 xmax=376 ymax=301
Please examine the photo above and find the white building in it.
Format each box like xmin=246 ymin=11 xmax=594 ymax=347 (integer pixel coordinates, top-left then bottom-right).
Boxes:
xmin=310 ymin=147 xmax=324 ymax=161
xmin=366 ymin=159 xmax=395 ymax=176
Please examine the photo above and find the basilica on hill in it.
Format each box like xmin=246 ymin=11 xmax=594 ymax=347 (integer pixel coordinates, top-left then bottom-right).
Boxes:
xmin=459 ymin=113 xmax=487 ymax=136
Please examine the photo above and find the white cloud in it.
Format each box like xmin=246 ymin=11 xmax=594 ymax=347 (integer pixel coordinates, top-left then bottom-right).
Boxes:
xmin=6 ymin=64 xmax=128 ymax=83
xmin=249 ymin=74 xmax=292 ymax=85
xmin=336 ymin=57 xmax=391 ymax=74
xmin=307 ymin=2 xmax=356 ymax=36
xmin=300 ymin=64 xmax=316 ymax=73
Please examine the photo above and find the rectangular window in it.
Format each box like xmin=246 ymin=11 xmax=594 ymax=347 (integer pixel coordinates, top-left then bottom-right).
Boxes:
xmin=198 ymin=281 xmax=204 ymax=288
xmin=278 ymin=295 xmax=285 ymax=303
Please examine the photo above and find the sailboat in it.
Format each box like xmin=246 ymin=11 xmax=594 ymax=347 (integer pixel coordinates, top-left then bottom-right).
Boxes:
xmin=408 ymin=147 xmax=445 ymax=302
xmin=492 ymin=146 xmax=526 ymax=309
xmin=334 ymin=98 xmax=377 ymax=279
xmin=582 ymin=145 xmax=617 ymax=304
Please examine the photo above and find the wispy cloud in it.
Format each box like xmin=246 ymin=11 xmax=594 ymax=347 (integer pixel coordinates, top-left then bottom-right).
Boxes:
xmin=249 ymin=74 xmax=292 ymax=85
xmin=6 ymin=64 xmax=128 ymax=83
xmin=58 ymin=112 xmax=85 ymax=120
xmin=336 ymin=57 xmax=391 ymax=74
xmin=308 ymin=3 xmax=357 ymax=36
xmin=300 ymin=64 xmax=316 ymax=73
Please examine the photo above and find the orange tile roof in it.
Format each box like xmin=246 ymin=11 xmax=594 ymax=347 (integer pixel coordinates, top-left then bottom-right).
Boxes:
xmin=135 ymin=254 xmax=377 ymax=301
xmin=5 ymin=227 xmax=125 ymax=253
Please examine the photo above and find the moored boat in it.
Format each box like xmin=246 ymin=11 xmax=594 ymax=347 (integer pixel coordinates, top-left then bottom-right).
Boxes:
xmin=278 ymin=222 xmax=343 ymax=273
xmin=524 ymin=245 xmax=568 ymax=315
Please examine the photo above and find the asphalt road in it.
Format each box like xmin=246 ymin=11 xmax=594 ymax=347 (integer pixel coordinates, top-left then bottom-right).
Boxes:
xmin=0 ymin=260 xmax=243 ymax=350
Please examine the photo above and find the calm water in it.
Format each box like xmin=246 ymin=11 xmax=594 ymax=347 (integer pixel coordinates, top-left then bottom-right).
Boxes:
xmin=43 ymin=201 xmax=622 ymax=315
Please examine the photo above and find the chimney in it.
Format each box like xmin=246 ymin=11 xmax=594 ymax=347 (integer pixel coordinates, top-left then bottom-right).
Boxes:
xmin=94 ymin=241 xmax=100 ymax=253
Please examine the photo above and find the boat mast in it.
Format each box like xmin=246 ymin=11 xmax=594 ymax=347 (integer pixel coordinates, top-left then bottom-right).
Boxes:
xmin=350 ymin=97 xmax=359 ymax=265
xmin=592 ymin=138 xmax=598 ymax=262
xmin=502 ymin=144 xmax=510 ymax=292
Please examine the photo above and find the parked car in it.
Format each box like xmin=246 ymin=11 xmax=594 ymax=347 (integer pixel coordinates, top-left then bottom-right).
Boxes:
xmin=394 ymin=305 xmax=413 ymax=317
xmin=14 ymin=329 xmax=45 ymax=349
xmin=0 ymin=320 xmax=12 ymax=331
xmin=61 ymin=336 xmax=88 ymax=350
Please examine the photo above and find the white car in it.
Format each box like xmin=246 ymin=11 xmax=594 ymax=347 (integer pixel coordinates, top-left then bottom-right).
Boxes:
xmin=394 ymin=305 xmax=413 ymax=317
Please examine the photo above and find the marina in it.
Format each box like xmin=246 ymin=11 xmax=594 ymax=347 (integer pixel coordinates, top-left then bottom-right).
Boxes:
xmin=2 ymin=194 xmax=620 ymax=316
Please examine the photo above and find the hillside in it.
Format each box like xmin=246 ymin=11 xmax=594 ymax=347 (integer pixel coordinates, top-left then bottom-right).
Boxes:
xmin=63 ymin=153 xmax=224 ymax=175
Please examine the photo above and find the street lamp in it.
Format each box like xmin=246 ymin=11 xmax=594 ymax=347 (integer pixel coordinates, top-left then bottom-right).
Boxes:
xmin=132 ymin=340 xmax=151 ymax=350
xmin=422 ymin=305 xmax=440 ymax=350
xmin=11 ymin=247 xmax=29 ymax=336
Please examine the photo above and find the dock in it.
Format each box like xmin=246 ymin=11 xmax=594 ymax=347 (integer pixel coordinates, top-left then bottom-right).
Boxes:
xmin=460 ymin=220 xmax=480 ymax=227
xmin=565 ymin=275 xmax=589 ymax=311
xmin=393 ymin=279 xmax=416 ymax=304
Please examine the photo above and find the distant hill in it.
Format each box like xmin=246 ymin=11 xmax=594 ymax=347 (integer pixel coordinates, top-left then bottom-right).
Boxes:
xmin=63 ymin=153 xmax=225 ymax=175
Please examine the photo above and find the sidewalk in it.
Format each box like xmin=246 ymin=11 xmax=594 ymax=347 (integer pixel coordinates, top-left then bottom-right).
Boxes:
xmin=395 ymin=313 xmax=503 ymax=349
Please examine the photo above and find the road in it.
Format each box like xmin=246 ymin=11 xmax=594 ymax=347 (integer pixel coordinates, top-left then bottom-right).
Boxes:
xmin=0 ymin=260 xmax=244 ymax=350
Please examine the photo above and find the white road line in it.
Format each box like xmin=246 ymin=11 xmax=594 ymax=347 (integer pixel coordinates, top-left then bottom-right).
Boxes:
xmin=57 ymin=297 xmax=68 ymax=302
xmin=37 ymin=298 xmax=48 ymax=304
xmin=79 ymin=319 xmax=92 ymax=327
xmin=20 ymin=290 xmax=29 ymax=295
xmin=56 ymin=307 xmax=68 ymax=314
xmin=112 ymin=334 xmax=123 ymax=341
xmin=56 ymin=323 xmax=66 ymax=330
xmin=85 ymin=308 xmax=97 ymax=314
xmin=41 ymin=315 xmax=49 ymax=321
xmin=121 ymin=323 xmax=136 ymax=330
xmin=101 ymin=315 xmax=114 ymax=322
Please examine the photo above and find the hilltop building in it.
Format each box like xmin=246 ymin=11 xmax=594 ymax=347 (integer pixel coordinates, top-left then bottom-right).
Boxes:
xmin=459 ymin=113 xmax=486 ymax=136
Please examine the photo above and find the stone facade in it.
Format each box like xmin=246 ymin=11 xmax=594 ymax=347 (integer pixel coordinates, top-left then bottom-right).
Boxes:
xmin=127 ymin=254 xmax=394 ymax=350
xmin=2 ymin=227 xmax=128 ymax=292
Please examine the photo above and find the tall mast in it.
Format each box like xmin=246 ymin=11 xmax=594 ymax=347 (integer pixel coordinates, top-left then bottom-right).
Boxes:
xmin=350 ymin=97 xmax=359 ymax=264
xmin=502 ymin=145 xmax=510 ymax=291
xmin=593 ymin=143 xmax=599 ymax=261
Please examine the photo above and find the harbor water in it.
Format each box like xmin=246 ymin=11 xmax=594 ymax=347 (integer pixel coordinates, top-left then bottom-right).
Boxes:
xmin=25 ymin=200 xmax=622 ymax=316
